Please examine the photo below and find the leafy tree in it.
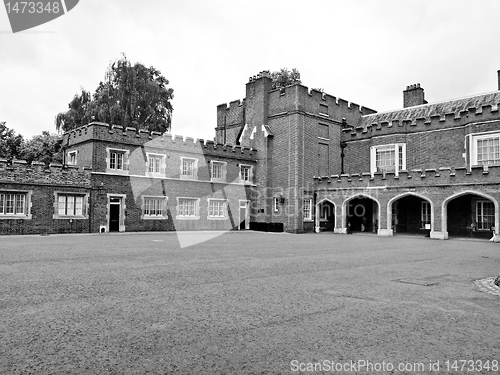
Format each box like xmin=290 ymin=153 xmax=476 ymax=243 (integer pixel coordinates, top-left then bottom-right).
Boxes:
xmin=270 ymin=68 xmax=301 ymax=89
xmin=56 ymin=54 xmax=174 ymax=133
xmin=0 ymin=122 xmax=24 ymax=159
xmin=20 ymin=131 xmax=63 ymax=165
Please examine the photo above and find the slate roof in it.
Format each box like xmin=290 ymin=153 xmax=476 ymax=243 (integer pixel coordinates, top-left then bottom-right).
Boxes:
xmin=359 ymin=91 xmax=500 ymax=129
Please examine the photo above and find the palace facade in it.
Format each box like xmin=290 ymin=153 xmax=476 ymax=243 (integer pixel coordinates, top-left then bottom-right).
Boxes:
xmin=2 ymin=70 xmax=500 ymax=241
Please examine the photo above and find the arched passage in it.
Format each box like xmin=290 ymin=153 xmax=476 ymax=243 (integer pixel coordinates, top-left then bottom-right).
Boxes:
xmin=343 ymin=194 xmax=380 ymax=233
xmin=315 ymin=199 xmax=335 ymax=232
xmin=443 ymin=191 xmax=499 ymax=239
xmin=388 ymin=193 xmax=433 ymax=235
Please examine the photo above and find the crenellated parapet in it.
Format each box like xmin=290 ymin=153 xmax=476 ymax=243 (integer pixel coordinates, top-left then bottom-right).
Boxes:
xmin=0 ymin=158 xmax=91 ymax=186
xmin=63 ymin=122 xmax=257 ymax=162
xmin=314 ymin=164 xmax=500 ymax=189
xmin=267 ymin=83 xmax=376 ymax=124
xmin=216 ymin=99 xmax=245 ymax=128
xmin=344 ymin=91 xmax=500 ymax=141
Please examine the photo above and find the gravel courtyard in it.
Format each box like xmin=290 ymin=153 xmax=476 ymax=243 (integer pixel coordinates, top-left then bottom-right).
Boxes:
xmin=1 ymin=232 xmax=499 ymax=374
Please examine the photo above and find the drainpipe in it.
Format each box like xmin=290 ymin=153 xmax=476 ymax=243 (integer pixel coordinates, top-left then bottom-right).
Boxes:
xmin=340 ymin=142 xmax=347 ymax=175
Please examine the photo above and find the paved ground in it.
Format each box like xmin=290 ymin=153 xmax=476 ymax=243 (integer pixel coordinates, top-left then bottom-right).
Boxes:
xmin=1 ymin=232 xmax=499 ymax=374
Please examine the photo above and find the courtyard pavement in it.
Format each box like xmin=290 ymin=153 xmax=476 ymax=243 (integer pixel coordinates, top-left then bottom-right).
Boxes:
xmin=1 ymin=232 xmax=499 ymax=374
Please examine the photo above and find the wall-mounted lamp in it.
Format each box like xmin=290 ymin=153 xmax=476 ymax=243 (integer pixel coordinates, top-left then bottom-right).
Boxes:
xmin=279 ymin=195 xmax=286 ymax=204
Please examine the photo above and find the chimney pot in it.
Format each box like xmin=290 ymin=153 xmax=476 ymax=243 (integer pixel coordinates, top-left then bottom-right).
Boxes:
xmin=403 ymin=83 xmax=426 ymax=108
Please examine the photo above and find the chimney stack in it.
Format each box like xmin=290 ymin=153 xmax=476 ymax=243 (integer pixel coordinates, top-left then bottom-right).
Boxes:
xmin=403 ymin=83 xmax=427 ymax=108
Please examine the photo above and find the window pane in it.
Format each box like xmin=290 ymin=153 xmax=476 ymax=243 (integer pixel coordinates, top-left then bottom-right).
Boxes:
xmin=6 ymin=194 xmax=14 ymax=214
xmin=117 ymin=153 xmax=123 ymax=170
xmin=75 ymin=196 xmax=83 ymax=216
xmin=67 ymin=196 xmax=75 ymax=215
xmin=0 ymin=194 xmax=4 ymax=214
xmin=303 ymin=199 xmax=311 ymax=220
xmin=241 ymin=166 xmax=251 ymax=181
xmin=15 ymin=194 xmax=25 ymax=214
xmin=183 ymin=160 xmax=195 ymax=176
xmin=477 ymin=201 xmax=495 ymax=230
xmin=477 ymin=138 xmax=500 ymax=165
xmin=110 ymin=152 xmax=116 ymax=169
xmin=212 ymin=162 xmax=223 ymax=179
xmin=376 ymin=148 xmax=395 ymax=172
xmin=58 ymin=196 xmax=66 ymax=215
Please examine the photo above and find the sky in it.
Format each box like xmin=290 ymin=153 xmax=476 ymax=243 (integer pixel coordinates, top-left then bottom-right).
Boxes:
xmin=1 ymin=0 xmax=500 ymax=142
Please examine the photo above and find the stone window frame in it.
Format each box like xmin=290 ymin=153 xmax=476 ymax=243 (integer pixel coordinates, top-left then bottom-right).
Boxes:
xmin=0 ymin=189 xmax=32 ymax=219
xmin=176 ymin=197 xmax=200 ymax=220
xmin=239 ymin=164 xmax=253 ymax=184
xmin=141 ymin=195 xmax=168 ymax=220
xmin=67 ymin=150 xmax=78 ymax=165
xmin=207 ymin=198 xmax=228 ymax=220
xmin=106 ymin=147 xmax=130 ymax=175
xmin=146 ymin=153 xmax=166 ymax=177
xmin=210 ymin=160 xmax=227 ymax=182
xmin=303 ymin=197 xmax=313 ymax=222
xmin=53 ymin=191 xmax=89 ymax=219
xmin=469 ymin=132 xmax=500 ymax=167
xmin=180 ymin=157 xmax=198 ymax=180
xmin=370 ymin=143 xmax=406 ymax=176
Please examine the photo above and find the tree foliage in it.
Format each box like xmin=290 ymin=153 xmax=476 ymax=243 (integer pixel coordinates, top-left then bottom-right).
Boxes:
xmin=56 ymin=54 xmax=174 ymax=133
xmin=0 ymin=122 xmax=24 ymax=159
xmin=0 ymin=122 xmax=62 ymax=164
xmin=270 ymin=68 xmax=301 ymax=89
xmin=20 ymin=131 xmax=63 ymax=165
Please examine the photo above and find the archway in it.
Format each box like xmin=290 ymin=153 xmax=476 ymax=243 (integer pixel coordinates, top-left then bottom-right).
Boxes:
xmin=316 ymin=199 xmax=335 ymax=232
xmin=443 ymin=191 xmax=498 ymax=239
xmin=344 ymin=195 xmax=380 ymax=233
xmin=388 ymin=193 xmax=433 ymax=235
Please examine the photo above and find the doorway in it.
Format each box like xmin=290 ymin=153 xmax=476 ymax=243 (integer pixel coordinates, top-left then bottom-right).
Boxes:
xmin=108 ymin=196 xmax=124 ymax=232
xmin=239 ymin=200 xmax=249 ymax=230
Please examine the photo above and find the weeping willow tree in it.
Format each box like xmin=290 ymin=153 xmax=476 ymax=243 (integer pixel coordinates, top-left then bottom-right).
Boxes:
xmin=55 ymin=54 xmax=174 ymax=133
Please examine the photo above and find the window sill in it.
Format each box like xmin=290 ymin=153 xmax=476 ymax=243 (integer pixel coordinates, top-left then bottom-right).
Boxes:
xmin=105 ymin=169 xmax=129 ymax=175
xmin=141 ymin=215 xmax=168 ymax=220
xmin=0 ymin=215 xmax=31 ymax=220
xmin=53 ymin=215 xmax=88 ymax=220
xmin=210 ymin=178 xmax=227 ymax=183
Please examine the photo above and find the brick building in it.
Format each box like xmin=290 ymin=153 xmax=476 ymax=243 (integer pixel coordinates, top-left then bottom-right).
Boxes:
xmin=2 ymin=70 xmax=500 ymax=240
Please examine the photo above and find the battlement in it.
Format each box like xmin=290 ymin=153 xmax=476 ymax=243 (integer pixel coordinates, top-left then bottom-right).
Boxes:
xmin=344 ymin=91 xmax=500 ymax=140
xmin=63 ymin=122 xmax=173 ymax=147
xmin=62 ymin=123 xmax=257 ymax=162
xmin=0 ymin=158 xmax=91 ymax=186
xmin=217 ymin=99 xmax=245 ymax=128
xmin=314 ymin=164 xmax=500 ymax=189
xmin=267 ymin=82 xmax=377 ymax=124
xmin=142 ymin=133 xmax=257 ymax=161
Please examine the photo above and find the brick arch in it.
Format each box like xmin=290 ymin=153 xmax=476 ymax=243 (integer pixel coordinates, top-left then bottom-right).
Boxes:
xmin=341 ymin=193 xmax=381 ymax=232
xmin=442 ymin=190 xmax=499 ymax=236
xmin=315 ymin=198 xmax=336 ymax=232
xmin=387 ymin=192 xmax=434 ymax=233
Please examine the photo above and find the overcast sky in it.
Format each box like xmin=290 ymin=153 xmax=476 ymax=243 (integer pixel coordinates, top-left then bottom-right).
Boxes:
xmin=1 ymin=0 xmax=500 ymax=141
